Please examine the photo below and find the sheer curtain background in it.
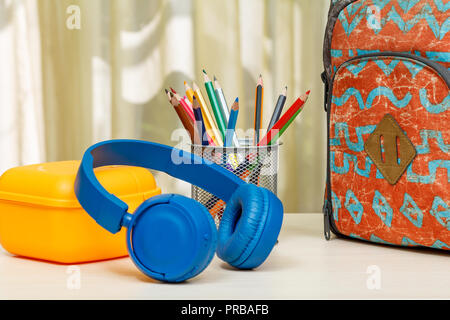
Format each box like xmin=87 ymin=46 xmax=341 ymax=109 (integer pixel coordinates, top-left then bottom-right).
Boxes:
xmin=0 ymin=0 xmax=329 ymax=213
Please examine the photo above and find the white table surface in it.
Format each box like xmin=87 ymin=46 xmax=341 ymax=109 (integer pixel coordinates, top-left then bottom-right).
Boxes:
xmin=0 ymin=214 xmax=448 ymax=300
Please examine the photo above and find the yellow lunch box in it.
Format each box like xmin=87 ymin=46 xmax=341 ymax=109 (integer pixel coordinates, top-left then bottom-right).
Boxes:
xmin=0 ymin=160 xmax=161 ymax=264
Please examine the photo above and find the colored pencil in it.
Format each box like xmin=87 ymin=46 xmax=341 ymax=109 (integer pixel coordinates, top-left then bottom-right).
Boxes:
xmin=254 ymin=74 xmax=264 ymax=144
xmin=249 ymin=162 xmax=263 ymax=186
xmin=183 ymin=96 xmax=195 ymax=116
xmin=192 ymin=95 xmax=211 ymax=146
xmin=171 ymin=89 xmax=195 ymax=123
xmin=257 ymin=90 xmax=311 ymax=146
xmin=166 ymin=89 xmax=199 ymax=144
xmin=267 ymin=86 xmax=287 ymax=132
xmin=210 ymin=199 xmax=225 ymax=217
xmin=213 ymin=76 xmax=229 ymax=126
xmin=225 ymin=98 xmax=239 ymax=147
xmin=273 ymin=92 xmax=310 ymax=143
xmin=184 ymin=81 xmax=196 ymax=103
xmin=215 ymin=76 xmax=240 ymax=147
xmin=168 ymin=90 xmax=197 ymax=142
xmin=165 ymin=89 xmax=172 ymax=103
xmin=170 ymin=87 xmax=195 ymax=121
xmin=183 ymin=96 xmax=192 ymax=107
xmin=193 ymin=81 xmax=223 ymax=146
xmin=203 ymin=70 xmax=226 ymax=141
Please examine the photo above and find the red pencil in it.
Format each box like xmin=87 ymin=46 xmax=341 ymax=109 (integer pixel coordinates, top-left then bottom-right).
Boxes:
xmin=173 ymin=92 xmax=195 ymax=123
xmin=257 ymin=90 xmax=310 ymax=146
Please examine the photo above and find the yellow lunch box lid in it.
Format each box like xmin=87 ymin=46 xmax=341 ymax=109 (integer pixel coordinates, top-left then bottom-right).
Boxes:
xmin=0 ymin=160 xmax=161 ymax=208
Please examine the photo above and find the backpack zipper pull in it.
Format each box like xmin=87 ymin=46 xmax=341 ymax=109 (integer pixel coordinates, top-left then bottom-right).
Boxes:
xmin=323 ymin=200 xmax=331 ymax=240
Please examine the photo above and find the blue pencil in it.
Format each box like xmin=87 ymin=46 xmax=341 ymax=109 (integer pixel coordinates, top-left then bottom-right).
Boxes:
xmin=225 ymin=98 xmax=239 ymax=147
xmin=192 ymin=95 xmax=209 ymax=146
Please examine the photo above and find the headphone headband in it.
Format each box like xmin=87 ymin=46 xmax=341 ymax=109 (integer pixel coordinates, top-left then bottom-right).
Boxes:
xmin=74 ymin=140 xmax=245 ymax=233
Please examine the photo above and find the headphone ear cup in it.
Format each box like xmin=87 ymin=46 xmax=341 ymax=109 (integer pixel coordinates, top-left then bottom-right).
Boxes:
xmin=217 ymin=184 xmax=283 ymax=269
xmin=127 ymin=194 xmax=217 ymax=283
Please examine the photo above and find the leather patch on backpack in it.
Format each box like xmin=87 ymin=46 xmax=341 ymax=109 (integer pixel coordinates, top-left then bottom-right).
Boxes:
xmin=364 ymin=114 xmax=416 ymax=185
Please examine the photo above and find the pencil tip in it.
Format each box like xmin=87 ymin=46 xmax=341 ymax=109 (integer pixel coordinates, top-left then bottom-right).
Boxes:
xmin=258 ymin=74 xmax=263 ymax=86
xmin=232 ymin=98 xmax=239 ymax=111
xmin=164 ymin=88 xmax=168 ymax=94
xmin=213 ymin=75 xmax=217 ymax=81
xmin=306 ymin=90 xmax=311 ymax=95
xmin=202 ymin=69 xmax=207 ymax=74
xmin=170 ymin=87 xmax=177 ymax=94
xmin=192 ymin=95 xmax=197 ymax=101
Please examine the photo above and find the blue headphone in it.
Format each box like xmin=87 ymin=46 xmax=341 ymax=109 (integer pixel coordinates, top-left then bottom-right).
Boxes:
xmin=74 ymin=140 xmax=283 ymax=282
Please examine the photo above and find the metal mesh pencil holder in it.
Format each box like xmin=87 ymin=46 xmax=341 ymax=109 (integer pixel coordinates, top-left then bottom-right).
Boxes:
xmin=191 ymin=143 xmax=280 ymax=227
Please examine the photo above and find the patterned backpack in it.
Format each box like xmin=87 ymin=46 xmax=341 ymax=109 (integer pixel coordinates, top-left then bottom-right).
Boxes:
xmin=322 ymin=0 xmax=449 ymax=249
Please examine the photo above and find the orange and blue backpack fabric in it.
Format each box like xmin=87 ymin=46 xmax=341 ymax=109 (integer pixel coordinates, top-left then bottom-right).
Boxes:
xmin=322 ymin=0 xmax=449 ymax=249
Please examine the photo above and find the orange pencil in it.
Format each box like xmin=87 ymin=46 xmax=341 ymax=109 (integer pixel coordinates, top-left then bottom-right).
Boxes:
xmin=184 ymin=81 xmax=196 ymax=103
xmin=210 ymin=199 xmax=225 ymax=217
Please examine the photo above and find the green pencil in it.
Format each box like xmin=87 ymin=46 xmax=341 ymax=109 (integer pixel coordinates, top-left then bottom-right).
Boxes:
xmin=203 ymin=69 xmax=226 ymax=141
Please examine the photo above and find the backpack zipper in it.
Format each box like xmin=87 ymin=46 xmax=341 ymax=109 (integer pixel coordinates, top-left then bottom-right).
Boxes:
xmin=335 ymin=52 xmax=450 ymax=87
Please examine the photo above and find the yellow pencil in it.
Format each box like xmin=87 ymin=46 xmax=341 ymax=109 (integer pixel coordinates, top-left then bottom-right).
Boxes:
xmin=193 ymin=82 xmax=223 ymax=146
xmin=184 ymin=81 xmax=196 ymax=104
